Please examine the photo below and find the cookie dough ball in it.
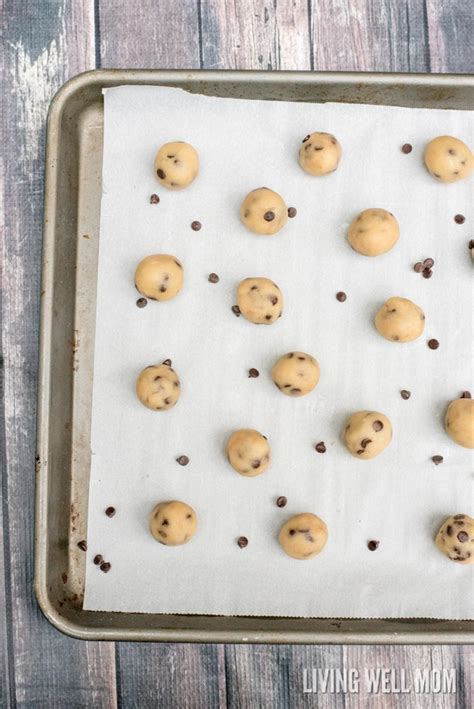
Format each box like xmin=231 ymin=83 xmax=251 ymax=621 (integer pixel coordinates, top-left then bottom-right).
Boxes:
xmin=279 ymin=513 xmax=328 ymax=560
xmin=240 ymin=188 xmax=288 ymax=236
xmin=445 ymin=399 xmax=474 ymax=449
xmin=348 ymin=208 xmax=399 ymax=256
xmin=226 ymin=429 xmax=270 ymax=477
xmin=149 ymin=501 xmax=197 ymax=546
xmin=271 ymin=352 xmax=320 ymax=397
xmin=136 ymin=363 xmax=180 ymax=411
xmin=374 ymin=297 xmax=425 ymax=343
xmin=424 ymin=136 xmax=473 ymax=183
xmin=299 ymin=132 xmax=342 ymax=176
xmin=134 ymin=255 xmax=183 ymax=302
xmin=343 ymin=411 xmax=392 ymax=459
xmin=154 ymin=141 xmax=199 ymax=190
xmin=237 ymin=277 xmax=283 ymax=324
xmin=435 ymin=514 xmax=474 ymax=564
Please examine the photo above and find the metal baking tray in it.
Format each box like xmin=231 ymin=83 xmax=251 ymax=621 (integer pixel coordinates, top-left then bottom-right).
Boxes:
xmin=36 ymin=70 xmax=474 ymax=643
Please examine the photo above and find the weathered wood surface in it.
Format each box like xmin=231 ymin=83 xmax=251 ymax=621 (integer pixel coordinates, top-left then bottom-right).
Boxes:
xmin=1 ymin=0 xmax=472 ymax=707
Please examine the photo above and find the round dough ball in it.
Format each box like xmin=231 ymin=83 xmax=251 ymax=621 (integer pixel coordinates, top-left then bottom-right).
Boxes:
xmin=445 ymin=399 xmax=474 ymax=449
xmin=226 ymin=429 xmax=270 ymax=477
xmin=435 ymin=514 xmax=474 ymax=564
xmin=279 ymin=513 xmax=328 ymax=560
xmin=237 ymin=277 xmax=283 ymax=324
xmin=136 ymin=363 xmax=180 ymax=411
xmin=240 ymin=188 xmax=288 ymax=236
xmin=348 ymin=208 xmax=399 ymax=256
xmin=298 ymin=131 xmax=342 ymax=176
xmin=374 ymin=297 xmax=425 ymax=343
xmin=134 ymin=255 xmax=183 ymax=302
xmin=343 ymin=411 xmax=392 ymax=459
xmin=149 ymin=501 xmax=197 ymax=546
xmin=154 ymin=141 xmax=199 ymax=190
xmin=424 ymin=136 xmax=473 ymax=183
xmin=271 ymin=352 xmax=320 ymax=398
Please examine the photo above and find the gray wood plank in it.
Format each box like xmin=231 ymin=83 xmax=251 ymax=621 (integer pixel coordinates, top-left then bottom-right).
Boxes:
xmin=425 ymin=0 xmax=474 ymax=73
xmin=2 ymin=2 xmax=117 ymax=707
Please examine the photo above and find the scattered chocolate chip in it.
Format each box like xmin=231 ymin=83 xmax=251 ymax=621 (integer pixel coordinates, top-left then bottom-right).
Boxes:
xmin=162 ymin=359 xmax=172 ymax=366
xmin=413 ymin=262 xmax=423 ymax=273
xmin=176 ymin=455 xmax=189 ymax=466
xmin=401 ymin=143 xmax=413 ymax=154
xmin=287 ymin=207 xmax=297 ymax=218
xmin=150 ymin=193 xmax=160 ymax=204
xmin=100 ymin=562 xmax=112 ymax=573
xmin=432 ymin=455 xmax=444 ymax=465
xmin=423 ymin=258 xmax=434 ymax=268
xmin=77 ymin=540 xmax=87 ymax=552
xmin=191 ymin=221 xmax=201 ymax=231
xmin=237 ymin=536 xmax=248 ymax=548
xmin=136 ymin=297 xmax=148 ymax=308
xmin=372 ymin=420 xmax=383 ymax=432
xmin=315 ymin=442 xmax=326 ymax=453
xmin=367 ymin=540 xmax=380 ymax=551
xmin=461 ymin=391 xmax=471 ymax=399
xmin=458 ymin=531 xmax=469 ymax=543
xmin=454 ymin=214 xmax=465 ymax=224
xmin=105 ymin=507 xmax=116 ymax=518
xmin=208 ymin=273 xmax=219 ymax=283
xmin=428 ymin=339 xmax=440 ymax=350
xmin=276 ymin=496 xmax=287 ymax=508
xmin=157 ymin=169 xmax=166 ymax=179
xmin=264 ymin=211 xmax=275 ymax=222
xmin=336 ymin=291 xmax=347 ymax=302
xmin=400 ymin=389 xmax=411 ymax=400
xmin=232 ymin=305 xmax=241 ymax=317
xmin=93 ymin=555 xmax=103 ymax=565
xmin=248 ymin=368 xmax=259 ymax=378
xmin=422 ymin=267 xmax=433 ymax=279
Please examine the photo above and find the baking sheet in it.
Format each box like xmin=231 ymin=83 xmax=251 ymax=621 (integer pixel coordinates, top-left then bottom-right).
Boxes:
xmin=84 ymin=85 xmax=473 ymax=618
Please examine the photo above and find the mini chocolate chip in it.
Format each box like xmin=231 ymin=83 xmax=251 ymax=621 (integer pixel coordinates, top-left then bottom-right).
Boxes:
xmin=105 ymin=506 xmax=116 ymax=518
xmin=265 ymin=315 xmax=272 ymax=321
xmin=270 ymin=296 xmax=278 ymax=305
xmin=136 ymin=297 xmax=148 ymax=308
xmin=164 ymin=397 xmax=171 ymax=405
xmin=461 ymin=391 xmax=471 ymax=399
xmin=290 ymin=388 xmax=301 ymax=395
xmin=251 ymin=460 xmax=261 ymax=469
xmin=288 ymin=207 xmax=297 ymax=218
xmin=248 ymin=368 xmax=259 ymax=378
xmin=289 ymin=529 xmax=296 ymax=536
xmin=231 ymin=305 xmax=241 ymax=316
xmin=446 ymin=525 xmax=453 ymax=536
xmin=413 ymin=262 xmax=423 ymax=273
xmin=159 ymin=285 xmax=167 ymax=293
xmin=422 ymin=267 xmax=433 ymax=279
xmin=453 ymin=514 xmax=465 ymax=519
xmin=264 ymin=211 xmax=275 ymax=222
xmin=454 ymin=214 xmax=465 ymax=224
xmin=77 ymin=540 xmax=87 ymax=552
xmin=191 ymin=221 xmax=201 ymax=231
xmin=336 ymin=291 xmax=347 ymax=302
xmin=315 ymin=442 xmax=326 ymax=453
xmin=100 ymin=562 xmax=111 ymax=573
xmin=432 ymin=455 xmax=443 ymax=465
xmin=276 ymin=496 xmax=287 ymax=508
xmin=372 ymin=420 xmax=383 ymax=432
xmin=361 ymin=438 xmax=372 ymax=449
xmin=93 ymin=554 xmax=103 ymax=565
xmin=150 ymin=193 xmax=160 ymax=204
xmin=469 ymin=240 xmax=474 ymax=250
xmin=208 ymin=273 xmax=219 ymax=283
xmin=400 ymin=389 xmax=411 ymax=400
xmin=176 ymin=455 xmax=189 ymax=466
xmin=237 ymin=536 xmax=248 ymax=548
xmin=423 ymin=258 xmax=434 ymax=268
xmin=157 ymin=169 xmax=166 ymax=179
xmin=162 ymin=518 xmax=169 ymax=526
xmin=302 ymin=134 xmax=310 ymax=143
xmin=458 ymin=531 xmax=469 ymax=543
xmin=367 ymin=540 xmax=380 ymax=551
xmin=401 ymin=143 xmax=412 ymax=154
xmin=428 ymin=339 xmax=439 ymax=350
xmin=162 ymin=359 xmax=172 ymax=366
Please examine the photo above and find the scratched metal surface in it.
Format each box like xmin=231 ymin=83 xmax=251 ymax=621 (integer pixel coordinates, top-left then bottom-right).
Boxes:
xmin=1 ymin=1 xmax=473 ymax=707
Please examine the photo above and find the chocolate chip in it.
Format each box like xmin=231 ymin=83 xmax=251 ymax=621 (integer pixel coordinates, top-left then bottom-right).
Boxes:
xmin=237 ymin=536 xmax=248 ymax=548
xmin=423 ymin=258 xmax=434 ymax=268
xmin=315 ymin=441 xmax=326 ymax=453
xmin=191 ymin=221 xmax=201 ymax=231
xmin=150 ymin=193 xmax=160 ymax=204
xmin=401 ymin=143 xmax=413 ymax=154
xmin=157 ymin=169 xmax=166 ymax=179
xmin=105 ymin=507 xmax=116 ymax=518
xmin=136 ymin=297 xmax=148 ymax=308
xmin=469 ymin=240 xmax=474 ymax=250
xmin=454 ymin=214 xmax=465 ymax=224
xmin=248 ymin=368 xmax=259 ymax=378
xmin=454 ymin=514 xmax=465 ymax=519
xmin=208 ymin=273 xmax=219 ymax=283
xmin=93 ymin=554 xmax=103 ymax=565
xmin=176 ymin=455 xmax=189 ymax=466
xmin=100 ymin=562 xmax=112 ymax=573
xmin=400 ymin=389 xmax=411 ymax=400
xmin=458 ymin=531 xmax=469 ymax=543
xmin=289 ymin=529 xmax=296 ymax=536
xmin=372 ymin=420 xmax=383 ymax=432
xmin=231 ymin=305 xmax=241 ymax=317
xmin=432 ymin=455 xmax=443 ymax=465
xmin=290 ymin=388 xmax=301 ymax=395
xmin=288 ymin=207 xmax=297 ymax=218
xmin=413 ymin=262 xmax=423 ymax=273
xmin=461 ymin=391 xmax=471 ymax=399
xmin=302 ymin=134 xmax=310 ymax=143
xmin=367 ymin=540 xmax=379 ymax=551
xmin=77 ymin=540 xmax=87 ymax=552
xmin=361 ymin=438 xmax=372 ymax=449
xmin=251 ymin=460 xmax=261 ymax=469
xmin=159 ymin=285 xmax=167 ymax=293
xmin=428 ymin=339 xmax=439 ymax=350
xmin=336 ymin=291 xmax=347 ymax=302
xmin=422 ymin=267 xmax=433 ymax=279
xmin=446 ymin=525 xmax=453 ymax=536
xmin=263 ymin=211 xmax=275 ymax=222
xmin=162 ymin=359 xmax=172 ymax=366
xmin=276 ymin=496 xmax=287 ymax=508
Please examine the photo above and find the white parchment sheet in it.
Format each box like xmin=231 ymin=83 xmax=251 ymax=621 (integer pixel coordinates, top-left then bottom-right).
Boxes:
xmin=84 ymin=86 xmax=473 ymax=618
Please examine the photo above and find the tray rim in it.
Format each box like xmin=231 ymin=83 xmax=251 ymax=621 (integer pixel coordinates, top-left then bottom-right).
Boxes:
xmin=36 ymin=68 xmax=474 ymax=643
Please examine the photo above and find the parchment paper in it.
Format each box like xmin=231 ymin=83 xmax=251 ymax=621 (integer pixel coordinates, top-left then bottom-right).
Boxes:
xmin=84 ymin=86 xmax=473 ymax=618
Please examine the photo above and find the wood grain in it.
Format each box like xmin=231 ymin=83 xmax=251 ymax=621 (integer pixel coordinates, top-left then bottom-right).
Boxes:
xmin=426 ymin=0 xmax=474 ymax=73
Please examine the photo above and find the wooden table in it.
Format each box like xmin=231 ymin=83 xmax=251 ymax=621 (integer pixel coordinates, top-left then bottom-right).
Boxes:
xmin=1 ymin=2 xmax=472 ymax=706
